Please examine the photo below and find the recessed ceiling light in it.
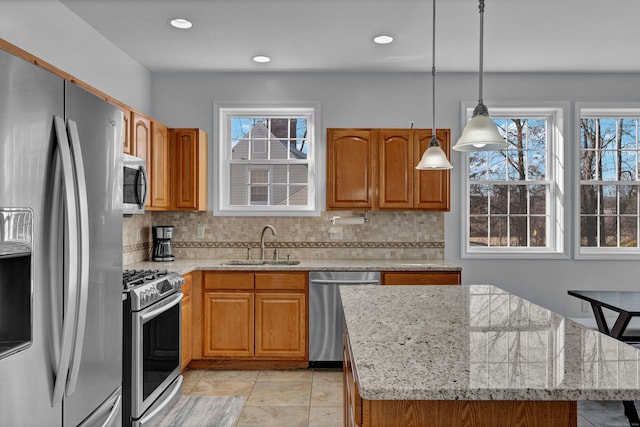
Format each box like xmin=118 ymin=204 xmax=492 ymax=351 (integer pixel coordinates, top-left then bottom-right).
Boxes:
xmin=252 ymin=55 xmax=271 ymax=64
xmin=373 ymin=35 xmax=394 ymax=45
xmin=170 ymin=18 xmax=192 ymax=29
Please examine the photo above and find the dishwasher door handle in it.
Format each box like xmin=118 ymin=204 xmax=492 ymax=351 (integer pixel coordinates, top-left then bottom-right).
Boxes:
xmin=310 ymin=279 xmax=380 ymax=285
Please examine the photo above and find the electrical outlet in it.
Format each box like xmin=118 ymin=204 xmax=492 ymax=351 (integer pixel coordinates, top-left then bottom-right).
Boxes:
xmin=581 ymin=301 xmax=590 ymax=313
xmin=196 ymin=225 xmax=205 ymax=239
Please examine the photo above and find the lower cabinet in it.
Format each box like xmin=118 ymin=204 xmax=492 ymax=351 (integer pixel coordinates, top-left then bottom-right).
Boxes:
xmin=382 ymin=271 xmax=461 ymax=285
xmin=181 ymin=272 xmax=193 ymax=371
xmin=202 ymin=271 xmax=307 ymax=360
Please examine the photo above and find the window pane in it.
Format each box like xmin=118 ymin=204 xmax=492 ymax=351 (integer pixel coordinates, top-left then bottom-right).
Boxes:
xmin=230 ymin=164 xmax=248 ymax=205
xmin=601 ymin=217 xmax=617 ymax=247
xmin=292 ymin=140 xmax=308 ymax=158
xmin=530 ymin=217 xmax=546 ymax=247
xmin=581 ymin=216 xmax=597 ymax=247
xmin=490 ymin=217 xmax=508 ymax=246
xmin=580 ymin=185 xmax=598 ymax=215
xmin=469 ymin=152 xmax=488 ymax=181
xmin=580 ymin=149 xmax=597 ymax=180
xmin=527 ymin=119 xmax=547 ymax=150
xmin=486 ymin=152 xmax=506 ymax=180
xmin=602 ymin=185 xmax=617 ymax=215
xmin=620 ymin=151 xmax=636 ymax=180
xmin=600 ymin=150 xmax=616 ymax=180
xmin=272 ymin=165 xmax=287 ymax=184
xmin=509 ymin=216 xmax=527 ymax=247
xmin=507 ymin=150 xmax=526 ymax=180
xmin=509 ymin=185 xmax=528 ymax=215
xmin=620 ymin=217 xmax=638 ymax=247
xmin=250 ymin=186 xmax=268 ymax=205
xmin=489 ymin=185 xmax=508 ymax=214
xmin=470 ymin=184 xmax=489 ymax=215
xmin=290 ymin=164 xmax=308 ymax=184
xmin=528 ymin=150 xmax=546 ymax=179
xmin=530 ymin=185 xmax=546 ymax=215
xmin=288 ymin=185 xmax=308 ymax=205
xmin=470 ymin=217 xmax=488 ymax=246
xmin=250 ymin=169 xmax=268 ymax=184
xmin=620 ymin=185 xmax=638 ymax=214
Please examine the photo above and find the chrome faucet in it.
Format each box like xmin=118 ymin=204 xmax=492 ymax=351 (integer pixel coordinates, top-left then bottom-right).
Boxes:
xmin=260 ymin=225 xmax=276 ymax=261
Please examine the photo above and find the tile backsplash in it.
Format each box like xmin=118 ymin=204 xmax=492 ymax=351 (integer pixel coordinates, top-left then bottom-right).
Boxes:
xmin=123 ymin=210 xmax=444 ymax=265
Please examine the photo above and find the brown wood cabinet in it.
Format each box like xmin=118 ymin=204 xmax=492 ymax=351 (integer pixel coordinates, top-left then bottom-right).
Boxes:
xmin=326 ymin=129 xmax=376 ymax=209
xmin=170 ymin=128 xmax=207 ymax=211
xmin=327 ymin=128 xmax=451 ymax=211
xmin=202 ymin=271 xmax=307 ymax=360
xmin=181 ymin=272 xmax=193 ymax=371
xmin=343 ymin=327 xmax=576 ymax=427
xmin=121 ymin=108 xmax=131 ymax=154
xmin=148 ymin=120 xmax=170 ymax=209
xmin=382 ymin=270 xmax=461 ymax=285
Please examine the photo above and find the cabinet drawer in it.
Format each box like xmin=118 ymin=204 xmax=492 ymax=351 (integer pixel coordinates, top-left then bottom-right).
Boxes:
xmin=382 ymin=271 xmax=461 ymax=285
xmin=255 ymin=272 xmax=307 ymax=290
xmin=204 ymin=272 xmax=254 ymax=290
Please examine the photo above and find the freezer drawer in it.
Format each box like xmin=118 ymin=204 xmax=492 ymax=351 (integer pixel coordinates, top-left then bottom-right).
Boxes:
xmin=308 ymin=271 xmax=380 ymax=364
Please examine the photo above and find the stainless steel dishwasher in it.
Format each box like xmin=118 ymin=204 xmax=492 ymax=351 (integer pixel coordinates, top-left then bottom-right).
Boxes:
xmin=308 ymin=271 xmax=380 ymax=367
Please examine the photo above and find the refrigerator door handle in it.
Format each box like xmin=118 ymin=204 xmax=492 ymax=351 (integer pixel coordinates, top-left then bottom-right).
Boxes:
xmin=51 ymin=115 xmax=80 ymax=407
xmin=64 ymin=119 xmax=90 ymax=396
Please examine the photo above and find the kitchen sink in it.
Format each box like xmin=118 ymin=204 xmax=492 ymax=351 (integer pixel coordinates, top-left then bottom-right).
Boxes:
xmin=221 ymin=259 xmax=301 ymax=266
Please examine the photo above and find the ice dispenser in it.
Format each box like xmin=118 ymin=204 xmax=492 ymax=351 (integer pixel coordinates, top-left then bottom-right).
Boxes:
xmin=0 ymin=209 xmax=32 ymax=360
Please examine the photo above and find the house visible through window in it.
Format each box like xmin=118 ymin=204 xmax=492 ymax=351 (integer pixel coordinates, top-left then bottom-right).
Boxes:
xmin=462 ymin=106 xmax=565 ymax=258
xmin=215 ymin=104 xmax=319 ymax=216
xmin=579 ymin=107 xmax=640 ymax=254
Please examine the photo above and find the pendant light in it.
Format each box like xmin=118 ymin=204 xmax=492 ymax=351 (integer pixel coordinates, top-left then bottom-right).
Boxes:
xmin=452 ymin=0 xmax=507 ymax=152
xmin=416 ymin=0 xmax=453 ymax=170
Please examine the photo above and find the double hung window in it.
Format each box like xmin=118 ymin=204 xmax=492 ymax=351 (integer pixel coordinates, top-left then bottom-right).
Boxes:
xmin=578 ymin=106 xmax=640 ymax=257
xmin=462 ymin=106 xmax=565 ymax=258
xmin=215 ymin=103 xmax=320 ymax=216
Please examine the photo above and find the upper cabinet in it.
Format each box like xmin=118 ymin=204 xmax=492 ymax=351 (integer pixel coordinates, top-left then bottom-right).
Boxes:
xmin=121 ymin=108 xmax=132 ymax=154
xmin=326 ymin=129 xmax=376 ymax=209
xmin=170 ymin=129 xmax=207 ymax=211
xmin=149 ymin=120 xmax=170 ymax=210
xmin=327 ymin=128 xmax=450 ymax=211
xmin=127 ymin=110 xmax=207 ymax=211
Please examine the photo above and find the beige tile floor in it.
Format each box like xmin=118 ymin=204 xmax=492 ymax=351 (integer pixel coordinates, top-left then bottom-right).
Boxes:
xmin=181 ymin=369 xmax=343 ymax=427
xmin=181 ymin=368 xmax=636 ymax=427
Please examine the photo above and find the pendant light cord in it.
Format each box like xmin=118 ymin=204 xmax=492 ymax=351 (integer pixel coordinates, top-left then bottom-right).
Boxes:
xmin=478 ymin=0 xmax=485 ymax=106
xmin=431 ymin=0 xmax=436 ymax=139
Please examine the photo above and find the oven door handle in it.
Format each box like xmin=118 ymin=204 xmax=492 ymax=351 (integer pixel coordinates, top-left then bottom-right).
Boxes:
xmin=140 ymin=292 xmax=183 ymax=322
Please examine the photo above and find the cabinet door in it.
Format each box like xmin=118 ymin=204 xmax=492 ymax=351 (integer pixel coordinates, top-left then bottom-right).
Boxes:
xmin=327 ymin=129 xmax=376 ymax=209
xmin=382 ymin=271 xmax=461 ymax=285
xmin=204 ymin=292 xmax=254 ymax=357
xmin=121 ymin=108 xmax=131 ymax=154
xmin=378 ymin=129 xmax=413 ymax=209
xmin=149 ymin=120 xmax=170 ymax=209
xmin=181 ymin=273 xmax=193 ymax=370
xmin=131 ymin=112 xmax=152 ymax=207
xmin=170 ymin=129 xmax=207 ymax=210
xmin=413 ymin=129 xmax=451 ymax=210
xmin=255 ymin=292 xmax=306 ymax=359
xmin=181 ymin=294 xmax=192 ymax=370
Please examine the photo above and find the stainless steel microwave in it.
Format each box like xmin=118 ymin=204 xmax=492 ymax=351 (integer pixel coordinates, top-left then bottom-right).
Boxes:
xmin=122 ymin=153 xmax=148 ymax=215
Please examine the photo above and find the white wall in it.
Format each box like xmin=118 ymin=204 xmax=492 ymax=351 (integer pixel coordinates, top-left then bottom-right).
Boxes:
xmin=151 ymin=70 xmax=640 ymax=318
xmin=0 ymin=0 xmax=151 ymax=113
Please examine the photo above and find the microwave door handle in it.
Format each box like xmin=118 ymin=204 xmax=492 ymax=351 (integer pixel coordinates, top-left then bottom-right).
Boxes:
xmin=64 ymin=119 xmax=90 ymax=396
xmin=136 ymin=164 xmax=148 ymax=208
xmin=51 ymin=116 xmax=80 ymax=407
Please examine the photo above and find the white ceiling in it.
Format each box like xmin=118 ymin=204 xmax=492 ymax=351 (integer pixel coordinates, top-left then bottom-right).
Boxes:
xmin=60 ymin=0 xmax=640 ymax=74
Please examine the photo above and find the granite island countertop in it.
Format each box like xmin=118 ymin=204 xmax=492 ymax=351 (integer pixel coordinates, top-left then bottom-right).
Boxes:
xmin=124 ymin=258 xmax=462 ymax=276
xmin=340 ymin=284 xmax=640 ymax=402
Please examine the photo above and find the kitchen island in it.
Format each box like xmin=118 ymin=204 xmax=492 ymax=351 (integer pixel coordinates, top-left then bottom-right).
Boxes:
xmin=340 ymin=284 xmax=640 ymax=427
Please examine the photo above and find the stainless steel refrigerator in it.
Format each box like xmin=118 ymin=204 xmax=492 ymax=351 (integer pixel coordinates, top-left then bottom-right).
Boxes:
xmin=0 ymin=47 xmax=123 ymax=426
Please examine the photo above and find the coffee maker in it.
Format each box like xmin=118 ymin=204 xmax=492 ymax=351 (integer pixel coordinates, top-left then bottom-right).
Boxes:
xmin=152 ymin=225 xmax=175 ymax=262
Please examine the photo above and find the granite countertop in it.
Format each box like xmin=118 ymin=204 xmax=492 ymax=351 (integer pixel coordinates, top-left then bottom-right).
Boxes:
xmin=124 ymin=258 xmax=462 ymax=275
xmin=340 ymin=284 xmax=640 ymax=402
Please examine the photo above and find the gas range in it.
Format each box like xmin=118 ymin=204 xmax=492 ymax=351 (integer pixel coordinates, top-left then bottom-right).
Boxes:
xmin=123 ymin=269 xmax=184 ymax=311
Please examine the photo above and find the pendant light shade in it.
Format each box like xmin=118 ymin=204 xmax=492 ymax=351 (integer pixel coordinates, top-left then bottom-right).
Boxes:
xmin=452 ymin=0 xmax=507 ymax=152
xmin=417 ymin=135 xmax=453 ymax=169
xmin=416 ymin=0 xmax=452 ymax=170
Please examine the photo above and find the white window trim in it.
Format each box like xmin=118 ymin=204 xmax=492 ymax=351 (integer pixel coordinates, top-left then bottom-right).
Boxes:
xmin=213 ymin=101 xmax=322 ymax=216
xmin=574 ymin=102 xmax=640 ymax=260
xmin=460 ymin=101 xmax=569 ymax=259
